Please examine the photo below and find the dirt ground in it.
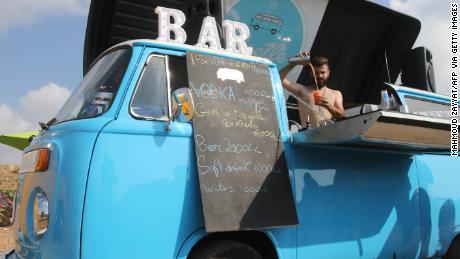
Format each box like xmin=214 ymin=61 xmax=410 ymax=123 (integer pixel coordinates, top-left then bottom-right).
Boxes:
xmin=0 ymin=226 xmax=14 ymax=253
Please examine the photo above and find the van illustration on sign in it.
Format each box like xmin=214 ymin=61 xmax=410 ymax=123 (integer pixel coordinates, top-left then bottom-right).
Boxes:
xmin=216 ymin=68 xmax=245 ymax=84
xmin=250 ymin=13 xmax=283 ymax=35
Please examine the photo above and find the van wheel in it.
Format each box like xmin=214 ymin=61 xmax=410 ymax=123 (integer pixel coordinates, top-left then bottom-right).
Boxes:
xmin=253 ymin=25 xmax=259 ymax=30
xmin=189 ymin=240 xmax=262 ymax=259
xmin=271 ymin=29 xmax=277 ymax=34
xmin=445 ymin=236 xmax=460 ymax=259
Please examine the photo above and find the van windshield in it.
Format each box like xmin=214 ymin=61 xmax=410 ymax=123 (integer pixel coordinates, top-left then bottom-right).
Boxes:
xmin=54 ymin=48 xmax=131 ymax=124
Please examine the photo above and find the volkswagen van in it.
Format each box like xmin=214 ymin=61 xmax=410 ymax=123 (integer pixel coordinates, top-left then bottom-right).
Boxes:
xmin=7 ymin=38 xmax=460 ymax=259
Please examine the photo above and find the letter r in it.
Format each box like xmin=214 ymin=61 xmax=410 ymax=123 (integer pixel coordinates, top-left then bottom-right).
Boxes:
xmin=223 ymin=20 xmax=253 ymax=55
xmin=155 ymin=6 xmax=187 ymax=44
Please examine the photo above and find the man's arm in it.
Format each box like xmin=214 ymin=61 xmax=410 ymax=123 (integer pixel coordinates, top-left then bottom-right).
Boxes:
xmin=332 ymin=91 xmax=345 ymax=119
xmin=279 ymin=64 xmax=305 ymax=97
xmin=279 ymin=63 xmax=295 ymax=80
xmin=317 ymin=91 xmax=345 ymax=119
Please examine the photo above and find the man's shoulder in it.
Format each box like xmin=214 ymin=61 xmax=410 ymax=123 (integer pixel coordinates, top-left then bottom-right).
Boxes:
xmin=329 ymin=88 xmax=343 ymax=103
xmin=329 ymin=88 xmax=342 ymax=96
xmin=331 ymin=89 xmax=342 ymax=97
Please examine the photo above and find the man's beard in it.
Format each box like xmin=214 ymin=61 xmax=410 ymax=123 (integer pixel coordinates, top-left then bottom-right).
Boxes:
xmin=317 ymin=78 xmax=328 ymax=88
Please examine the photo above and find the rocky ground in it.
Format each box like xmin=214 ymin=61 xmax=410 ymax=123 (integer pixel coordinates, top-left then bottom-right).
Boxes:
xmin=0 ymin=165 xmax=18 ymax=190
xmin=0 ymin=226 xmax=14 ymax=253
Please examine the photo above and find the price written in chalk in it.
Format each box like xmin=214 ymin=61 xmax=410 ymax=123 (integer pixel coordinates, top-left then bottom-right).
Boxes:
xmin=195 ymin=135 xmax=263 ymax=154
xmin=197 ymin=154 xmax=282 ymax=178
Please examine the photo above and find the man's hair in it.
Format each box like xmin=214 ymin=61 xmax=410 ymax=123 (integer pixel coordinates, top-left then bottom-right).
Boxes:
xmin=311 ymin=56 xmax=329 ymax=67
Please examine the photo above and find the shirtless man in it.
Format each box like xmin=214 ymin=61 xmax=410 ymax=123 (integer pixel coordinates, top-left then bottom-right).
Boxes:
xmin=280 ymin=52 xmax=345 ymax=127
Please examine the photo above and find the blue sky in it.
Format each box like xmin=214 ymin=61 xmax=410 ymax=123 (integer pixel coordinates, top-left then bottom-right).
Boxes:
xmin=0 ymin=0 xmax=90 ymax=163
xmin=0 ymin=11 xmax=86 ymax=107
xmin=0 ymin=0 xmax=456 ymax=164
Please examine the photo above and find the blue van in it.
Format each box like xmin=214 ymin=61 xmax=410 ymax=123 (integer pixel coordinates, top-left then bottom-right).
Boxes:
xmin=8 ymin=39 xmax=459 ymax=259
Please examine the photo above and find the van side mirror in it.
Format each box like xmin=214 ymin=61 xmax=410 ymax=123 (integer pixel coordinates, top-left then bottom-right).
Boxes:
xmin=166 ymin=88 xmax=195 ymax=131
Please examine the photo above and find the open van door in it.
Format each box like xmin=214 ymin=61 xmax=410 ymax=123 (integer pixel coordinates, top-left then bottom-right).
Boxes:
xmin=292 ymin=84 xmax=453 ymax=154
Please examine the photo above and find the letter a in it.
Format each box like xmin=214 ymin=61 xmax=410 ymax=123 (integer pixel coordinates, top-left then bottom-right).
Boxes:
xmin=155 ymin=6 xmax=187 ymax=44
xmin=223 ymin=20 xmax=253 ymax=55
xmin=196 ymin=16 xmax=222 ymax=50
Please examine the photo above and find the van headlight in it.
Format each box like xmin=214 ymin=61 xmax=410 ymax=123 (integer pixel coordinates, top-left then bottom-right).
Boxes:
xmin=21 ymin=148 xmax=50 ymax=173
xmin=33 ymin=193 xmax=49 ymax=237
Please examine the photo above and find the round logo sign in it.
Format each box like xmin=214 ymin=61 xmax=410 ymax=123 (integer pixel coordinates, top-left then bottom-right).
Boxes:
xmin=227 ymin=0 xmax=305 ymax=68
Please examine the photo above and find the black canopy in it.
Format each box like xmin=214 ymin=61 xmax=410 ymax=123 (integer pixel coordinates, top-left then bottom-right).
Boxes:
xmin=297 ymin=0 xmax=421 ymax=105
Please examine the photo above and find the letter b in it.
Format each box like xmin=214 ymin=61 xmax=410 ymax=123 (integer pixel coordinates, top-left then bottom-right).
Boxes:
xmin=155 ymin=7 xmax=187 ymax=44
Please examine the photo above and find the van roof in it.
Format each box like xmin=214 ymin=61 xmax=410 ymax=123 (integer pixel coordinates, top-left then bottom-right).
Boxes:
xmin=100 ymin=39 xmax=274 ymax=66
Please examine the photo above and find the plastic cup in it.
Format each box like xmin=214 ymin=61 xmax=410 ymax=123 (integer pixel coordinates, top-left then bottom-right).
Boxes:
xmin=313 ymin=90 xmax=321 ymax=105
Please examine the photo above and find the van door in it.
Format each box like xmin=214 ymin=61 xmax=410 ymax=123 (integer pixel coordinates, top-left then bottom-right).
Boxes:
xmin=81 ymin=50 xmax=203 ymax=258
xmin=292 ymin=144 xmax=423 ymax=258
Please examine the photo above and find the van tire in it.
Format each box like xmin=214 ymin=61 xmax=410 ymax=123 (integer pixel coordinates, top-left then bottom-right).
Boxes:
xmin=188 ymin=239 xmax=263 ymax=259
xmin=445 ymin=236 xmax=460 ymax=259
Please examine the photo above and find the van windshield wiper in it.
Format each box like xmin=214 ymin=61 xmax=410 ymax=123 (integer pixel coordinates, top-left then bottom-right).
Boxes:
xmin=39 ymin=118 xmax=57 ymax=131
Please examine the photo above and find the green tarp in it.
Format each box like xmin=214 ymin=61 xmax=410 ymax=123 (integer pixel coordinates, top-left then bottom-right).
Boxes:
xmin=0 ymin=131 xmax=39 ymax=151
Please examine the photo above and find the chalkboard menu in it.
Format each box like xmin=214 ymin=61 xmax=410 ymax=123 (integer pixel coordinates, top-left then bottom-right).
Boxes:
xmin=187 ymin=52 xmax=298 ymax=232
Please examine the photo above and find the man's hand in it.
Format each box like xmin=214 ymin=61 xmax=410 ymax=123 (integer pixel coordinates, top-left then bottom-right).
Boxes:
xmin=316 ymin=96 xmax=331 ymax=109
xmin=296 ymin=51 xmax=310 ymax=57
xmin=316 ymin=96 xmax=345 ymax=120
xmin=292 ymin=51 xmax=311 ymax=66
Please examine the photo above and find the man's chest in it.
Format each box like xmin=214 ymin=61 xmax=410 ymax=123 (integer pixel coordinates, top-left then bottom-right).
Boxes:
xmin=302 ymin=87 xmax=335 ymax=104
